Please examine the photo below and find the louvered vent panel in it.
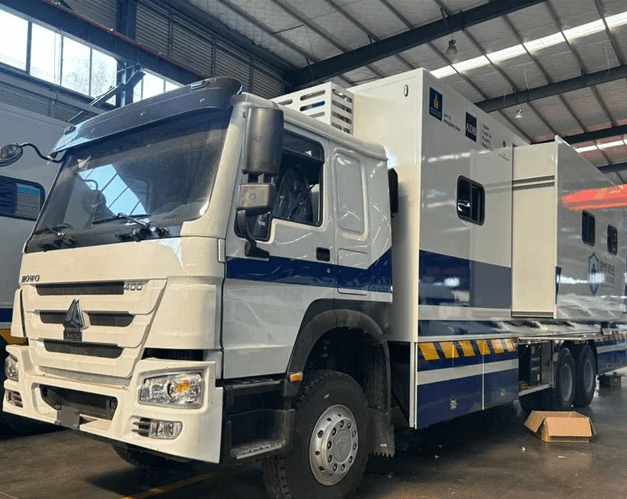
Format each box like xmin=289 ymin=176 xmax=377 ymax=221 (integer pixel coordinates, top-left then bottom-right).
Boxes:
xmin=252 ymin=66 xmax=284 ymax=99
xmin=136 ymin=2 xmax=170 ymax=56
xmin=0 ymin=83 xmax=51 ymax=117
xmin=215 ymin=45 xmax=250 ymax=91
xmin=273 ymin=83 xmax=353 ymax=134
xmin=171 ymin=22 xmax=213 ymax=77
xmin=65 ymin=0 xmax=116 ymax=29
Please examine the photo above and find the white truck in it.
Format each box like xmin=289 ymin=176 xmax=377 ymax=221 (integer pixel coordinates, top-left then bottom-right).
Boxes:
xmin=3 ymin=69 xmax=627 ymax=498
xmin=0 ymin=102 xmax=66 ymax=428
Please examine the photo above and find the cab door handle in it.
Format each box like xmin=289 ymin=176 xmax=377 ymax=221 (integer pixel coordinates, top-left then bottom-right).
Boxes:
xmin=316 ymin=247 xmax=331 ymax=262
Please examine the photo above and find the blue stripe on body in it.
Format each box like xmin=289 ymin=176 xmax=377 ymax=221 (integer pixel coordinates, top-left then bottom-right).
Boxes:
xmin=0 ymin=308 xmax=12 ymax=323
xmin=226 ymin=248 xmax=392 ymax=293
xmin=484 ymin=368 xmax=519 ymax=408
xmin=597 ymin=339 xmax=627 ymax=373
xmin=419 ymin=249 xmax=511 ymax=309
xmin=419 ymin=320 xmax=508 ymax=337
xmin=417 ymin=375 xmax=482 ymax=429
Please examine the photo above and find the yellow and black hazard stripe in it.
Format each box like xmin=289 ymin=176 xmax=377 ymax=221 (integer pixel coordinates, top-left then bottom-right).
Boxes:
xmin=593 ymin=332 xmax=627 ymax=344
xmin=419 ymin=338 xmax=517 ymax=361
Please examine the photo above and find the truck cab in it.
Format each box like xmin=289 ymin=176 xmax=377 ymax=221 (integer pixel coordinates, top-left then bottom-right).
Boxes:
xmin=3 ymin=77 xmax=395 ymax=497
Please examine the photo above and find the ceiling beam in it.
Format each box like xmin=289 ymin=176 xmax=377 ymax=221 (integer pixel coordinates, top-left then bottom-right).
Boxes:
xmin=537 ymin=124 xmax=627 ymax=145
xmin=2 ymin=0 xmax=203 ymax=84
xmin=477 ymin=64 xmax=627 ymax=113
xmin=283 ymin=0 xmax=546 ymax=88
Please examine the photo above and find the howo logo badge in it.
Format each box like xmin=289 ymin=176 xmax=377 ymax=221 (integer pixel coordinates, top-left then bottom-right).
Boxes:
xmin=63 ymin=299 xmax=89 ymax=342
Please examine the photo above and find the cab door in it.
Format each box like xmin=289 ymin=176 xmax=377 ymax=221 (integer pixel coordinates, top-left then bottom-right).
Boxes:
xmin=222 ymin=130 xmax=335 ymax=379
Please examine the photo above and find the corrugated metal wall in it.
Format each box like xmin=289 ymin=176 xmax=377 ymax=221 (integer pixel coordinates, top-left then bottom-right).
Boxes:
xmin=67 ymin=0 xmax=285 ymax=98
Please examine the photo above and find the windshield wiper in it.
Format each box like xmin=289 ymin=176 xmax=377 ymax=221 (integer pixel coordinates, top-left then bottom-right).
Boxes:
xmin=34 ymin=224 xmax=77 ymax=251
xmin=93 ymin=213 xmax=168 ymax=239
xmin=32 ymin=223 xmax=74 ymax=235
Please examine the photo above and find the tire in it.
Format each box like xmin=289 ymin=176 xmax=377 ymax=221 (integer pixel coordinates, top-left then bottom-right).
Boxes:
xmin=113 ymin=444 xmax=180 ymax=469
xmin=262 ymin=370 xmax=369 ymax=499
xmin=545 ymin=347 xmax=576 ymax=410
xmin=573 ymin=344 xmax=596 ymax=407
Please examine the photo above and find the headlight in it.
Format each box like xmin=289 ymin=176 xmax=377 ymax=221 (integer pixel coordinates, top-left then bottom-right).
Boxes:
xmin=139 ymin=372 xmax=204 ymax=408
xmin=4 ymin=355 xmax=18 ymax=382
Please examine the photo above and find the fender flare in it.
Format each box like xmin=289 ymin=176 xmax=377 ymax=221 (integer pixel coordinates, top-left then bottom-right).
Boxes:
xmin=283 ymin=303 xmax=390 ymax=398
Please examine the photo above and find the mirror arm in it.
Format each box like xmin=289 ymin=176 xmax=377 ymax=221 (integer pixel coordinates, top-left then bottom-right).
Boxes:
xmin=21 ymin=143 xmax=65 ymax=163
xmin=236 ymin=210 xmax=270 ymax=259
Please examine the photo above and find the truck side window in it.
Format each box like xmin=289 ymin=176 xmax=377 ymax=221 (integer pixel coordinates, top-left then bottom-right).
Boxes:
xmin=582 ymin=211 xmax=595 ymax=246
xmin=0 ymin=175 xmax=44 ymax=221
xmin=249 ymin=133 xmax=323 ymax=239
xmin=456 ymin=176 xmax=484 ymax=225
xmin=607 ymin=224 xmax=617 ymax=254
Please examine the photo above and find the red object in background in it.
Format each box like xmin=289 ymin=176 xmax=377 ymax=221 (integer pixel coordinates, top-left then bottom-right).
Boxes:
xmin=562 ymin=184 xmax=627 ymax=210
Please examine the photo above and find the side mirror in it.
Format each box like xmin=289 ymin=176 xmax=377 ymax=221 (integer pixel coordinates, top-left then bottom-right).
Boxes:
xmin=0 ymin=144 xmax=24 ymax=167
xmin=0 ymin=142 xmax=64 ymax=167
xmin=244 ymin=107 xmax=283 ymax=176
xmin=235 ymin=183 xmax=276 ymax=259
xmin=237 ymin=183 xmax=276 ymax=214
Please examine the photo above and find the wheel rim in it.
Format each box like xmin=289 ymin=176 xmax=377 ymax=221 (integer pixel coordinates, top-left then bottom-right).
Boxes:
xmin=309 ymin=404 xmax=359 ymax=486
xmin=583 ymin=358 xmax=595 ymax=393
xmin=560 ymin=362 xmax=574 ymax=402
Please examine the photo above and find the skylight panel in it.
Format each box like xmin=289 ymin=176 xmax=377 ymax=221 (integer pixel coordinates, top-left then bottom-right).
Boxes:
xmin=563 ymin=20 xmax=605 ymax=41
xmin=524 ymin=33 xmax=565 ymax=53
xmin=487 ymin=44 xmax=526 ymax=63
xmin=606 ymin=11 xmax=627 ymax=29
xmin=431 ymin=65 xmax=457 ymax=79
xmin=575 ymin=145 xmax=598 ymax=153
xmin=453 ymin=55 xmax=490 ymax=73
xmin=598 ymin=139 xmax=626 ymax=150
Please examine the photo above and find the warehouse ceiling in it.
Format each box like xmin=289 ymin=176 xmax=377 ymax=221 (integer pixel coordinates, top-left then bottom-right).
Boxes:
xmin=3 ymin=0 xmax=627 ymax=181
xmin=177 ymin=0 xmax=627 ymax=182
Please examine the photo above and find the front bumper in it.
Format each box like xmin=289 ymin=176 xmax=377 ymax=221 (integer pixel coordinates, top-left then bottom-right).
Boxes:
xmin=3 ymin=345 xmax=223 ymax=463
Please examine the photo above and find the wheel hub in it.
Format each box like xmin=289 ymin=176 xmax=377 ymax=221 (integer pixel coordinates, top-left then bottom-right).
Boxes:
xmin=309 ymin=404 xmax=359 ymax=486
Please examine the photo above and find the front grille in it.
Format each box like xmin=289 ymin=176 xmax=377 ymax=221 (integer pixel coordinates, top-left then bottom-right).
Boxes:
xmin=37 ymin=282 xmax=124 ymax=296
xmin=40 ymin=311 xmax=133 ymax=327
xmin=44 ymin=340 xmax=123 ymax=359
xmin=41 ymin=385 xmax=117 ymax=420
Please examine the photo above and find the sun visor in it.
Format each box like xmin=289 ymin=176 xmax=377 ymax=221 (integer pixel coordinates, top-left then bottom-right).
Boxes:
xmin=51 ymin=77 xmax=242 ymax=155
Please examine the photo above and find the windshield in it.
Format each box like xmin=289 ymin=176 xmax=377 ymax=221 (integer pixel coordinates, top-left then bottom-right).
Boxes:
xmin=28 ymin=110 xmax=229 ymax=251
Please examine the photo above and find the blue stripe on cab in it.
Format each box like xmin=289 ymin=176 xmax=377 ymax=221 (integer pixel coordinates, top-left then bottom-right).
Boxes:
xmin=226 ymin=248 xmax=392 ymax=293
xmin=419 ymin=249 xmax=511 ymax=309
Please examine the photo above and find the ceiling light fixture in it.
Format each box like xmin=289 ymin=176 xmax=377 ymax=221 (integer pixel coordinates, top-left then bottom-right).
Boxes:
xmin=514 ymin=108 xmax=523 ymax=120
xmin=446 ymin=38 xmax=458 ymax=57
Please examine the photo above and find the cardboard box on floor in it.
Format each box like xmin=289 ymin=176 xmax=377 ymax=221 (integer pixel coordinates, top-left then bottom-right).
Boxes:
xmin=524 ymin=411 xmax=596 ymax=443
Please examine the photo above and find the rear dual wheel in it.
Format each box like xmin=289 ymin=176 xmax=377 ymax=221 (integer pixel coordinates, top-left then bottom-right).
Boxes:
xmin=546 ymin=347 xmax=576 ymax=410
xmin=573 ymin=345 xmax=596 ymax=407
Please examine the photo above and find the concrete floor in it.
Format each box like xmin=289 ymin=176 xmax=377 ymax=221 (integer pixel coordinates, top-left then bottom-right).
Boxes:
xmin=1 ymin=371 xmax=626 ymax=499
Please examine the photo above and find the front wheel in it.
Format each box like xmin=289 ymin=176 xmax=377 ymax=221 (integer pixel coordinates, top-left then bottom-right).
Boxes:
xmin=263 ymin=371 xmax=369 ymax=499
